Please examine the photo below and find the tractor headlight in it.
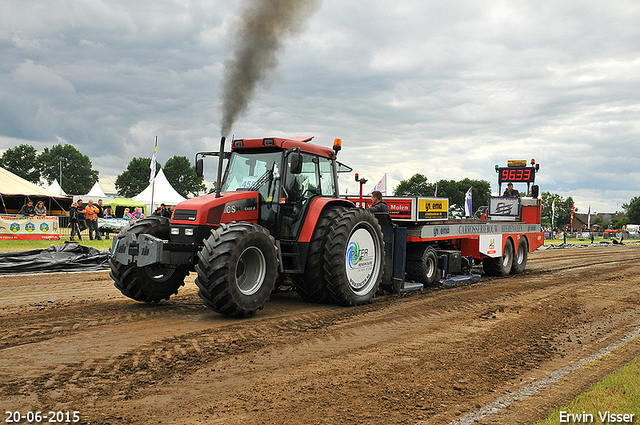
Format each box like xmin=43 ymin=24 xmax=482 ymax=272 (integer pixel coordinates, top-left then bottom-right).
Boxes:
xmin=184 ymin=228 xmax=194 ymax=236
xmin=171 ymin=228 xmax=180 ymax=235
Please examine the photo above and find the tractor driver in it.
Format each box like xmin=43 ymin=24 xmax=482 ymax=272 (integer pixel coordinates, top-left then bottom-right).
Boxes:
xmin=503 ymin=182 xmax=520 ymax=197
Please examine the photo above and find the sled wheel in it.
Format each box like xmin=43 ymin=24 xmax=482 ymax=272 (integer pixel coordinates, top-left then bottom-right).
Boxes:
xmin=324 ymin=209 xmax=384 ymax=306
xmin=109 ymin=217 xmax=187 ymax=302
xmin=483 ymin=238 xmax=514 ymax=276
xmin=293 ymin=205 xmax=346 ymax=303
xmin=510 ymin=237 xmax=528 ymax=274
xmin=195 ymin=222 xmax=278 ymax=316
xmin=406 ymin=245 xmax=439 ymax=285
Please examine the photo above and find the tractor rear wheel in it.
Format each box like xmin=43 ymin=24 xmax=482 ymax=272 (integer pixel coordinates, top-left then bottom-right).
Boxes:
xmin=293 ymin=205 xmax=346 ymax=303
xmin=109 ymin=217 xmax=187 ymax=303
xmin=324 ymin=208 xmax=384 ymax=306
xmin=195 ymin=222 xmax=278 ymax=316
xmin=483 ymin=238 xmax=514 ymax=276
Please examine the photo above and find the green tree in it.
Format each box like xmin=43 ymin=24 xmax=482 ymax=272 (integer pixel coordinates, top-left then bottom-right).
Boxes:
xmin=1 ymin=144 xmax=40 ymax=183
xmin=163 ymin=156 xmax=206 ymax=197
xmin=541 ymin=192 xmax=575 ymax=228
xmin=38 ymin=144 xmax=99 ymax=195
xmin=623 ymin=196 xmax=640 ymax=224
xmin=394 ymin=174 xmax=491 ymax=216
xmin=393 ymin=173 xmax=433 ymax=197
xmin=115 ymin=157 xmax=160 ymax=198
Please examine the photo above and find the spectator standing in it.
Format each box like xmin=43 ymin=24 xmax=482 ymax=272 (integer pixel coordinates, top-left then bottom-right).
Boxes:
xmin=84 ymin=200 xmax=102 ymax=240
xmin=96 ymin=199 xmax=105 ymax=239
xmin=162 ymin=205 xmax=174 ymax=218
xmin=69 ymin=202 xmax=83 ymax=241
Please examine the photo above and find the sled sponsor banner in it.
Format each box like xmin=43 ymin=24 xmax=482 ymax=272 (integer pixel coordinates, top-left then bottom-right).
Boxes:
xmin=489 ymin=196 xmax=521 ymax=217
xmin=415 ymin=223 xmax=541 ymax=239
xmin=351 ymin=197 xmax=414 ymax=220
xmin=0 ymin=215 xmax=60 ymax=240
xmin=418 ymin=198 xmax=449 ymax=221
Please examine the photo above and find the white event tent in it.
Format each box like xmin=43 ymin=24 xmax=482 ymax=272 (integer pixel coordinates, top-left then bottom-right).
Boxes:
xmin=134 ymin=169 xmax=186 ymax=213
xmin=46 ymin=179 xmax=67 ymax=196
xmin=79 ymin=181 xmax=112 ymax=203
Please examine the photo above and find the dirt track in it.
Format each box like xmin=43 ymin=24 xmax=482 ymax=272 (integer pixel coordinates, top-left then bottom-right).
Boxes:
xmin=1 ymin=244 xmax=640 ymax=424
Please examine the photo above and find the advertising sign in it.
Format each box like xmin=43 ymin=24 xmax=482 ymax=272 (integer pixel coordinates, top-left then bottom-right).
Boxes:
xmin=351 ymin=197 xmax=414 ymax=220
xmin=417 ymin=198 xmax=449 ymax=221
xmin=0 ymin=215 xmax=60 ymax=240
xmin=489 ymin=196 xmax=521 ymax=217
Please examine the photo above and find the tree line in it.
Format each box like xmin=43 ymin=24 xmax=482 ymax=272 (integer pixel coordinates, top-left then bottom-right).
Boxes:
xmin=394 ymin=173 xmax=640 ymax=227
xmin=0 ymin=143 xmax=205 ymax=198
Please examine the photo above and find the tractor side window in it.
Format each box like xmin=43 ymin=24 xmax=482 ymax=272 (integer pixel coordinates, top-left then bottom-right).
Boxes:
xmin=280 ymin=153 xmax=320 ymax=239
xmin=285 ymin=153 xmax=319 ymax=203
xmin=318 ymin=157 xmax=336 ymax=197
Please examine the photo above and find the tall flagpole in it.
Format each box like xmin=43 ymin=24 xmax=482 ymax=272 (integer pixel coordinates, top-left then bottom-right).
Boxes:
xmin=150 ymin=136 xmax=158 ymax=215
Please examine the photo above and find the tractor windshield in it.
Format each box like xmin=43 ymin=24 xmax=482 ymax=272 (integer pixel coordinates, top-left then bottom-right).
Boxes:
xmin=222 ymin=152 xmax=282 ymax=192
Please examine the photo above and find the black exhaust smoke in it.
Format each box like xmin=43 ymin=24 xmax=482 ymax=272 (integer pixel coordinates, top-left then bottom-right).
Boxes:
xmin=219 ymin=0 xmax=322 ymax=137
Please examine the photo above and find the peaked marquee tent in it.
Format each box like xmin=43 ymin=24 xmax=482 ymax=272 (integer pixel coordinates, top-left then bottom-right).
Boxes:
xmin=86 ymin=181 xmax=107 ymax=198
xmin=46 ymin=179 xmax=67 ymax=196
xmin=80 ymin=181 xmax=112 ymax=203
xmin=0 ymin=166 xmax=72 ymax=215
xmin=134 ymin=169 xmax=186 ymax=212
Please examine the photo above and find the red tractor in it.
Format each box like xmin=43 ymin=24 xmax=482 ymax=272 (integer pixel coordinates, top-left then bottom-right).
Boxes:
xmin=110 ymin=137 xmax=386 ymax=316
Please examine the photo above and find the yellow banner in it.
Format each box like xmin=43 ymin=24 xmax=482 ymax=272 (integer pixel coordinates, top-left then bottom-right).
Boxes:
xmin=418 ymin=198 xmax=449 ymax=220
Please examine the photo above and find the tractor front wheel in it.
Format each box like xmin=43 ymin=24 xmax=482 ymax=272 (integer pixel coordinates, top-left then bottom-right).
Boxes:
xmin=195 ymin=222 xmax=278 ymax=316
xmin=110 ymin=216 xmax=187 ymax=303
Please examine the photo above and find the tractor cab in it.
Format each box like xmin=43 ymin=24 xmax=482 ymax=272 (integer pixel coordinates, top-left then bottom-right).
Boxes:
xmin=185 ymin=137 xmax=350 ymax=242
xmin=487 ymin=160 xmax=541 ymax=222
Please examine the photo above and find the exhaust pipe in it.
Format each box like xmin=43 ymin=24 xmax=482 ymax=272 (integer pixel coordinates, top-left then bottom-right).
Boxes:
xmin=216 ymin=136 xmax=226 ymax=198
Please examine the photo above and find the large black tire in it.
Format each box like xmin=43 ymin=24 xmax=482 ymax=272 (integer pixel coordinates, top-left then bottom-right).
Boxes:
xmin=406 ymin=245 xmax=439 ymax=285
xmin=510 ymin=237 xmax=528 ymax=274
xmin=195 ymin=222 xmax=278 ymax=316
xmin=483 ymin=238 xmax=514 ymax=276
xmin=293 ymin=206 xmax=347 ymax=303
xmin=109 ymin=217 xmax=187 ymax=303
xmin=324 ymin=208 xmax=384 ymax=306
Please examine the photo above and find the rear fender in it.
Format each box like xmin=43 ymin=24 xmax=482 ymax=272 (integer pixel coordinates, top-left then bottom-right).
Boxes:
xmin=297 ymin=198 xmax=355 ymax=243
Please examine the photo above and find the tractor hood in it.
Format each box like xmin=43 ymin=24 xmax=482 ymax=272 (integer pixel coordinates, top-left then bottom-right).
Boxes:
xmin=170 ymin=191 xmax=259 ymax=227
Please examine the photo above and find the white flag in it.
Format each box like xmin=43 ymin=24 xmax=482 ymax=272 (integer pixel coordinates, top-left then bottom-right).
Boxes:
xmin=149 ymin=137 xmax=158 ymax=184
xmin=369 ymin=173 xmax=386 ymax=194
xmin=464 ymin=187 xmax=472 ymax=217
xmin=587 ymin=205 xmax=591 ymax=229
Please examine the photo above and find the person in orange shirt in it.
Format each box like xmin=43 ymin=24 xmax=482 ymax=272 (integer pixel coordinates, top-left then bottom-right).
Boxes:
xmin=85 ymin=199 xmax=102 ymax=240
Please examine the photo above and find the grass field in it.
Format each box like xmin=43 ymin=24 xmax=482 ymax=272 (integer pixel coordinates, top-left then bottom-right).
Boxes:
xmin=535 ymin=353 xmax=640 ymax=425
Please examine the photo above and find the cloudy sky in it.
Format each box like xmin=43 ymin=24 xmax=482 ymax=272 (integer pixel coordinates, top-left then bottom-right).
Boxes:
xmin=1 ymin=0 xmax=639 ymax=213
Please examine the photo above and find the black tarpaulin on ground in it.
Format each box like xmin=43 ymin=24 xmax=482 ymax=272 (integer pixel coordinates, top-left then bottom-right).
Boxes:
xmin=0 ymin=243 xmax=110 ymax=273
